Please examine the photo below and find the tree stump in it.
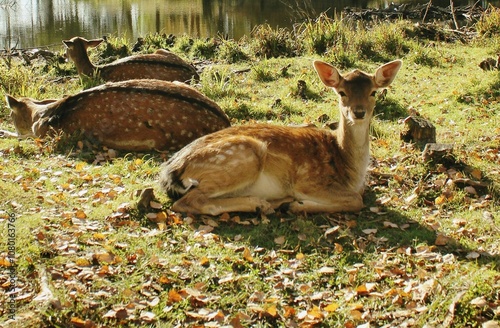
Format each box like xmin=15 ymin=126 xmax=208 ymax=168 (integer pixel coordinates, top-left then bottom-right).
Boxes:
xmin=400 ymin=115 xmax=436 ymax=145
xmin=422 ymin=143 xmax=455 ymax=163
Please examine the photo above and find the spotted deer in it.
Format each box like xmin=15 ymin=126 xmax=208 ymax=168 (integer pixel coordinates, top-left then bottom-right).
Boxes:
xmin=2 ymin=79 xmax=230 ymax=151
xmin=159 ymin=59 xmax=402 ymax=215
xmin=63 ymin=36 xmax=199 ymax=83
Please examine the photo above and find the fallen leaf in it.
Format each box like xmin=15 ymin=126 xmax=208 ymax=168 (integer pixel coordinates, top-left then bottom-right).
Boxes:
xmin=199 ymin=256 xmax=210 ymax=267
xmin=470 ymin=169 xmax=482 ymax=180
xmin=466 ymin=252 xmax=480 ymax=259
xmin=265 ymin=304 xmax=278 ymax=318
xmin=0 ymin=257 xmax=11 ymax=267
xmin=362 ymin=229 xmax=377 ymax=235
xmin=140 ymin=311 xmax=156 ymax=323
xmin=168 ymin=289 xmax=184 ymax=304
xmin=318 ymin=267 xmax=335 ymax=274
xmin=274 ymin=236 xmax=286 ymax=245
xmin=283 ymin=306 xmax=296 ymax=318
xmin=356 ymin=283 xmax=377 ymax=295
xmin=434 ymin=234 xmax=450 ymax=246
xmin=70 ymin=317 xmax=86 ymax=327
xmin=150 ymin=201 xmax=163 ymax=209
xmin=383 ymin=221 xmax=399 ymax=229
xmin=75 ymin=209 xmax=87 ymax=219
xmin=324 ymin=303 xmax=339 ymax=312
xmin=470 ymin=296 xmax=488 ymax=307
xmin=435 ymin=195 xmax=447 ymax=205
xmin=243 ymin=247 xmax=254 ymax=263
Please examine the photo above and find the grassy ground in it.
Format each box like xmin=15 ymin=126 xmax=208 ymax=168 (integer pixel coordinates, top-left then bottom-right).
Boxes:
xmin=0 ymin=11 xmax=500 ymax=328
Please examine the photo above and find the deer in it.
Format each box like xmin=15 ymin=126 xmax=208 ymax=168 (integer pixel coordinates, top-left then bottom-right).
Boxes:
xmin=158 ymin=59 xmax=402 ymax=215
xmin=2 ymin=79 xmax=230 ymax=151
xmin=63 ymin=36 xmax=199 ymax=83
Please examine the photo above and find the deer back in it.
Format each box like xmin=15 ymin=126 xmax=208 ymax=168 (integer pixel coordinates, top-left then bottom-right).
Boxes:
xmin=63 ymin=36 xmax=199 ymax=83
xmin=7 ymin=80 xmax=229 ymax=151
xmin=99 ymin=53 xmax=199 ymax=83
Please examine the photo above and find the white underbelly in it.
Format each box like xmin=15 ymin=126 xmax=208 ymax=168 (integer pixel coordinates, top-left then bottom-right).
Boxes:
xmin=241 ymin=172 xmax=288 ymax=200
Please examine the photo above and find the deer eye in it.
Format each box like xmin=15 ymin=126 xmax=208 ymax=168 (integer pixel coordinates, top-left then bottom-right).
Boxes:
xmin=338 ymin=91 xmax=347 ymax=97
xmin=370 ymin=91 xmax=377 ymax=97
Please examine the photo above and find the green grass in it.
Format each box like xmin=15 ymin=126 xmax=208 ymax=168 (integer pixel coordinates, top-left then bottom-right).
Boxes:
xmin=1 ymin=14 xmax=500 ymax=328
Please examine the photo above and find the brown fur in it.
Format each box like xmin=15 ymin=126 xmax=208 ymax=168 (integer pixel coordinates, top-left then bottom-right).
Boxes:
xmin=159 ymin=60 xmax=402 ymax=215
xmin=4 ymin=80 xmax=230 ymax=151
xmin=63 ymin=36 xmax=199 ymax=83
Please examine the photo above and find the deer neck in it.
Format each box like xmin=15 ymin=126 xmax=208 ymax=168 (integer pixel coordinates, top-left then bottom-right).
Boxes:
xmin=30 ymin=101 xmax=60 ymax=137
xmin=335 ymin=116 xmax=371 ymax=192
xmin=73 ymin=52 xmax=97 ymax=76
xmin=337 ymin=116 xmax=370 ymax=156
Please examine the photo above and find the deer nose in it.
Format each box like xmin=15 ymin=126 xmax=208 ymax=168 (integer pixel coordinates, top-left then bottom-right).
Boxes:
xmin=353 ymin=107 xmax=366 ymax=119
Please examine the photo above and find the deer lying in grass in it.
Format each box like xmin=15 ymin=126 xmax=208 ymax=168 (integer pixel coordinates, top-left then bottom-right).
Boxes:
xmin=63 ymin=36 xmax=199 ymax=83
xmin=2 ymin=80 xmax=230 ymax=151
xmin=159 ymin=59 xmax=402 ymax=215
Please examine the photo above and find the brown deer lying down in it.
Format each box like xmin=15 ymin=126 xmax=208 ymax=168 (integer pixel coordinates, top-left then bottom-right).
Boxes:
xmin=159 ymin=60 xmax=402 ymax=215
xmin=63 ymin=36 xmax=199 ymax=83
xmin=2 ymin=80 xmax=230 ymax=151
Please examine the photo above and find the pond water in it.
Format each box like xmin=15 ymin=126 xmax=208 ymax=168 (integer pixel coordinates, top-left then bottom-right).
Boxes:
xmin=0 ymin=0 xmax=498 ymax=50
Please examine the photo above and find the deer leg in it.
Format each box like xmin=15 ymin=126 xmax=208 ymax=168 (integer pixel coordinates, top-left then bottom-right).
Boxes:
xmin=0 ymin=130 xmax=19 ymax=138
xmin=287 ymin=191 xmax=364 ymax=213
xmin=172 ymin=189 xmax=272 ymax=216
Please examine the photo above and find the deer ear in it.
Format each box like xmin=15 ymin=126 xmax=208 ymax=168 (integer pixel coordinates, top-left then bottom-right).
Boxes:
xmin=5 ymin=95 xmax=19 ymax=110
xmin=374 ymin=60 xmax=402 ymax=88
xmin=62 ymin=39 xmax=73 ymax=48
xmin=88 ymin=39 xmax=104 ymax=48
xmin=313 ymin=60 xmax=342 ymax=88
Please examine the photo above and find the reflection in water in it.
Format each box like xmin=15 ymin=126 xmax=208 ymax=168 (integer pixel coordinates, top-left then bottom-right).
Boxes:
xmin=0 ymin=0 xmax=497 ymax=49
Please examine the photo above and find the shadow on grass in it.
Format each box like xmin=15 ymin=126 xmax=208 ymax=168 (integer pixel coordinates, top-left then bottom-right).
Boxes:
xmin=208 ymin=187 xmax=500 ymax=270
xmin=375 ymin=96 xmax=407 ymax=121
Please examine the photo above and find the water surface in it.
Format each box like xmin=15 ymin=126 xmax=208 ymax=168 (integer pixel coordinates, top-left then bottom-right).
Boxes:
xmin=0 ymin=0 xmax=497 ymax=49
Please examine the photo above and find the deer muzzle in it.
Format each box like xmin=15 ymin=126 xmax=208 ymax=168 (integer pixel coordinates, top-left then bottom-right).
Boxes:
xmin=352 ymin=106 xmax=366 ymax=119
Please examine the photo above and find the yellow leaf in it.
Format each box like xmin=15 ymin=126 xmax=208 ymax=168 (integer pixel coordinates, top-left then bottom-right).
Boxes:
xmin=158 ymin=276 xmax=170 ymax=284
xmin=156 ymin=211 xmax=168 ymax=222
xmin=308 ymin=305 xmax=323 ymax=319
xmin=356 ymin=283 xmax=376 ymax=295
xmin=243 ymin=247 xmax=253 ymax=262
xmin=350 ymin=303 xmax=364 ymax=311
xmin=199 ymin=256 xmax=210 ymax=267
xmin=324 ymin=303 xmax=339 ymax=312
xmin=75 ymin=258 xmax=91 ymax=266
xmin=93 ymin=233 xmax=106 ymax=240
xmin=356 ymin=284 xmax=369 ymax=295
xmin=75 ymin=209 xmax=87 ymax=219
xmin=435 ymin=195 xmax=447 ymax=205
xmin=296 ymin=252 xmax=305 ymax=260
xmin=0 ymin=257 xmax=11 ymax=267
xmin=265 ymin=304 xmax=278 ymax=317
xmin=350 ymin=309 xmax=363 ymax=320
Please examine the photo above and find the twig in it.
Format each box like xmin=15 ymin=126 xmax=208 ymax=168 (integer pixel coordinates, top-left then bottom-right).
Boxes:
xmin=450 ymin=0 xmax=459 ymax=30
xmin=422 ymin=0 xmax=432 ymax=23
